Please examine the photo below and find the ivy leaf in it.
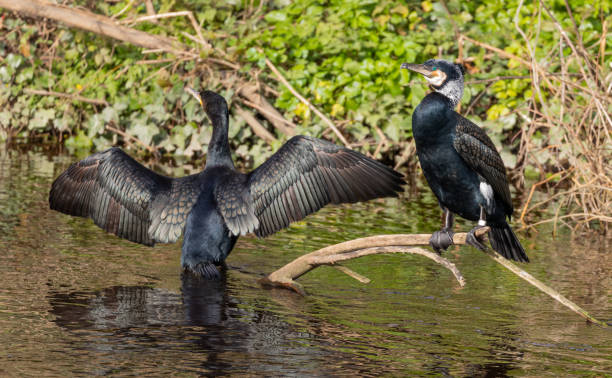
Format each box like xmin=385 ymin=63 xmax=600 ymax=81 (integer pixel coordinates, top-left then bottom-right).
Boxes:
xmin=29 ymin=108 xmax=55 ymax=130
xmin=0 ymin=111 xmax=11 ymax=127
xmin=65 ymin=130 xmax=93 ymax=151
xmin=130 ymin=119 xmax=158 ymax=146
xmin=265 ymin=11 xmax=287 ymax=23
xmin=87 ymin=113 xmax=104 ymax=137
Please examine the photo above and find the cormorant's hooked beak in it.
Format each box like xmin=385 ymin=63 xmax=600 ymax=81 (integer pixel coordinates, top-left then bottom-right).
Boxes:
xmin=185 ymin=86 xmax=204 ymax=107
xmin=400 ymin=63 xmax=433 ymax=78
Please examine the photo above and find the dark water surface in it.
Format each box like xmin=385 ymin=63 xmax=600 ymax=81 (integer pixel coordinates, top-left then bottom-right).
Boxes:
xmin=1 ymin=146 xmax=610 ymax=376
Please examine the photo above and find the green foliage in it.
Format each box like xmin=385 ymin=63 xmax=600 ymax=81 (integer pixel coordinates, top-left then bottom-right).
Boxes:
xmin=0 ymin=0 xmax=609 ymax=177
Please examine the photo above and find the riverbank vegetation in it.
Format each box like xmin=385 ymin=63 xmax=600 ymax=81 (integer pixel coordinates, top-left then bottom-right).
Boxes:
xmin=0 ymin=0 xmax=609 ymax=231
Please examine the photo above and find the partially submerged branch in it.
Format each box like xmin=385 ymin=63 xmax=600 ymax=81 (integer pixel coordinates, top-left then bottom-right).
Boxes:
xmin=477 ymin=245 xmax=608 ymax=327
xmin=261 ymin=228 xmax=607 ymax=327
xmin=260 ymin=228 xmax=488 ymax=295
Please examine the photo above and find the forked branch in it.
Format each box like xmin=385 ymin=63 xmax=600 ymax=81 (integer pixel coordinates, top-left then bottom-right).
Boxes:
xmin=259 ymin=228 xmax=490 ymax=295
xmin=261 ymin=227 xmax=607 ymax=327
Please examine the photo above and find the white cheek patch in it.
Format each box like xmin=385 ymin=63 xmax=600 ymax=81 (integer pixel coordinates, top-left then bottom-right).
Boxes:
xmin=426 ymin=72 xmax=446 ymax=86
xmin=480 ymin=182 xmax=494 ymax=207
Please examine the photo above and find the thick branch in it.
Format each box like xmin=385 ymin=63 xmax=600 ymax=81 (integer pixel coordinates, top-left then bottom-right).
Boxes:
xmin=260 ymin=229 xmax=488 ymax=295
xmin=1 ymin=0 xmax=187 ymax=55
xmin=261 ymin=227 xmax=607 ymax=327
xmin=236 ymin=84 xmax=296 ymax=136
xmin=234 ymin=105 xmax=276 ymax=144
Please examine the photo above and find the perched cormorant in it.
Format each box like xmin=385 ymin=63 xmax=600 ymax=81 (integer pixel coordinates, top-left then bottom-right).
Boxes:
xmin=50 ymin=89 xmax=405 ymax=278
xmin=401 ymin=59 xmax=528 ymax=262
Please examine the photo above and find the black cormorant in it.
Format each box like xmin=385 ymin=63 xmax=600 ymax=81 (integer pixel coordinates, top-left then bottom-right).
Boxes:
xmin=401 ymin=59 xmax=528 ymax=262
xmin=50 ymin=89 xmax=405 ymax=278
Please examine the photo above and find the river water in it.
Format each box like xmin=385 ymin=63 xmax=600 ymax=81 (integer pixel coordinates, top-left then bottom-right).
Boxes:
xmin=0 ymin=146 xmax=610 ymax=376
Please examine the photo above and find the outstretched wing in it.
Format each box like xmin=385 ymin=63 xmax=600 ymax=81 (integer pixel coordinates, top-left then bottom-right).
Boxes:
xmin=452 ymin=115 xmax=512 ymax=211
xmin=216 ymin=135 xmax=404 ymax=237
xmin=49 ymin=147 xmax=200 ymax=245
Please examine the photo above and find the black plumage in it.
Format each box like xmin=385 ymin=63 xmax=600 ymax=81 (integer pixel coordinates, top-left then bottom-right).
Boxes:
xmin=50 ymin=89 xmax=405 ymax=278
xmin=401 ymin=59 xmax=528 ymax=262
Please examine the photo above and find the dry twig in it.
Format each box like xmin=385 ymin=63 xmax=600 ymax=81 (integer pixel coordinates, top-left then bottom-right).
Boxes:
xmin=234 ymin=105 xmax=276 ymax=144
xmin=264 ymin=58 xmax=350 ymax=147
xmin=24 ymin=88 xmax=108 ymax=106
xmin=120 ymin=10 xmax=211 ymax=50
xmin=105 ymin=124 xmax=157 ymax=155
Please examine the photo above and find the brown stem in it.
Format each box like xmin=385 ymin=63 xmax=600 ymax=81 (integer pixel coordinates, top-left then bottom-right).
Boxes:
xmin=233 ymin=105 xmax=276 ymax=144
xmin=264 ymin=58 xmax=350 ymax=147
xmin=105 ymin=124 xmax=157 ymax=155
xmin=24 ymin=88 xmax=108 ymax=106
xmin=236 ymin=84 xmax=296 ymax=136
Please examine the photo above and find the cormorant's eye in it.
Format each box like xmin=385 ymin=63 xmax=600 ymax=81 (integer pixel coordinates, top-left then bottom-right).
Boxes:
xmin=432 ymin=67 xmax=437 ymax=71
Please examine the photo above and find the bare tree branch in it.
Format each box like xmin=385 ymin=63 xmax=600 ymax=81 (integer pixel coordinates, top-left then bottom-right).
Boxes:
xmin=0 ymin=0 xmax=187 ymax=55
xmin=265 ymin=58 xmax=350 ymax=147
xmin=24 ymin=88 xmax=108 ymax=106
xmin=261 ymin=227 xmax=608 ymax=327
xmin=234 ymin=105 xmax=276 ymax=144
xmin=260 ymin=229 xmax=485 ymax=295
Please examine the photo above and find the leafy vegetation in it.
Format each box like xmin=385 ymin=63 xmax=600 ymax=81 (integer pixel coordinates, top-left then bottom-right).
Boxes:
xmin=0 ymin=0 xmax=610 ymax=229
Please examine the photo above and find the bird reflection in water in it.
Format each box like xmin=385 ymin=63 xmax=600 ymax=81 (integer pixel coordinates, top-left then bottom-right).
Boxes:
xmin=47 ymin=272 xmax=303 ymax=374
xmin=47 ymin=274 xmax=522 ymax=376
xmin=49 ymin=274 xmax=232 ymax=330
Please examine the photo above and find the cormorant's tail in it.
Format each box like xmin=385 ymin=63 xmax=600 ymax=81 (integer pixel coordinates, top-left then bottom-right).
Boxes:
xmin=488 ymin=223 xmax=529 ymax=262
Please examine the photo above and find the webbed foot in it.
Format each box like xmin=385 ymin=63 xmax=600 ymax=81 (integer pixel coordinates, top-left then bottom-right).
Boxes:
xmin=429 ymin=228 xmax=455 ymax=254
xmin=185 ymin=262 xmax=224 ymax=280
xmin=466 ymin=225 xmax=487 ymax=251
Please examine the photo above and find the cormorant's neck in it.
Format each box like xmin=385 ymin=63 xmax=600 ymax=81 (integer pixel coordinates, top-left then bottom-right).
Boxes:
xmin=432 ymin=78 xmax=463 ymax=108
xmin=205 ymin=112 xmax=234 ymax=169
xmin=412 ymin=92 xmax=456 ymax=143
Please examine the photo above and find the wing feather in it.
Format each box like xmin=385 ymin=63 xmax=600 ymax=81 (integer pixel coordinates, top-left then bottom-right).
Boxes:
xmin=213 ymin=135 xmax=405 ymax=237
xmin=49 ymin=147 xmax=201 ymax=245
xmin=453 ymin=116 xmax=513 ymax=212
xmin=247 ymin=135 xmax=404 ymax=237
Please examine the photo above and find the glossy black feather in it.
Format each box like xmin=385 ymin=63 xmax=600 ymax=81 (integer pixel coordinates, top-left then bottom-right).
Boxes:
xmin=49 ymin=147 xmax=200 ymax=246
xmin=242 ymin=135 xmax=404 ymax=237
xmin=404 ymin=59 xmax=528 ymax=262
xmin=50 ymin=90 xmax=405 ymax=277
xmin=453 ymin=117 xmax=512 ymax=212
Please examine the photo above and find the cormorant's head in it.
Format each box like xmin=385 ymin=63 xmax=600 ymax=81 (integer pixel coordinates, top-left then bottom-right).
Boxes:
xmin=401 ymin=59 xmax=465 ymax=107
xmin=185 ymin=87 xmax=229 ymax=118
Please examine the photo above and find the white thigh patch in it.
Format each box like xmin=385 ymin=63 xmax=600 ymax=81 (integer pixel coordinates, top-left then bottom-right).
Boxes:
xmin=479 ymin=182 xmax=494 ymax=207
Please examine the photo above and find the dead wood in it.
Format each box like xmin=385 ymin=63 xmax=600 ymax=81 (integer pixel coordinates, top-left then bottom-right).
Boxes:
xmin=234 ymin=105 xmax=276 ymax=144
xmin=265 ymin=58 xmax=349 ymax=147
xmin=235 ymin=84 xmax=296 ymax=136
xmin=24 ymin=88 xmax=108 ymax=106
xmin=259 ymin=228 xmax=489 ymax=295
xmin=261 ymin=227 xmax=607 ymax=327
xmin=0 ymin=0 xmax=187 ymax=54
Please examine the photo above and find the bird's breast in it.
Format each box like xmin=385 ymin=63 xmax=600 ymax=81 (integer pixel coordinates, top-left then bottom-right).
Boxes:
xmin=412 ymin=101 xmax=455 ymax=144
